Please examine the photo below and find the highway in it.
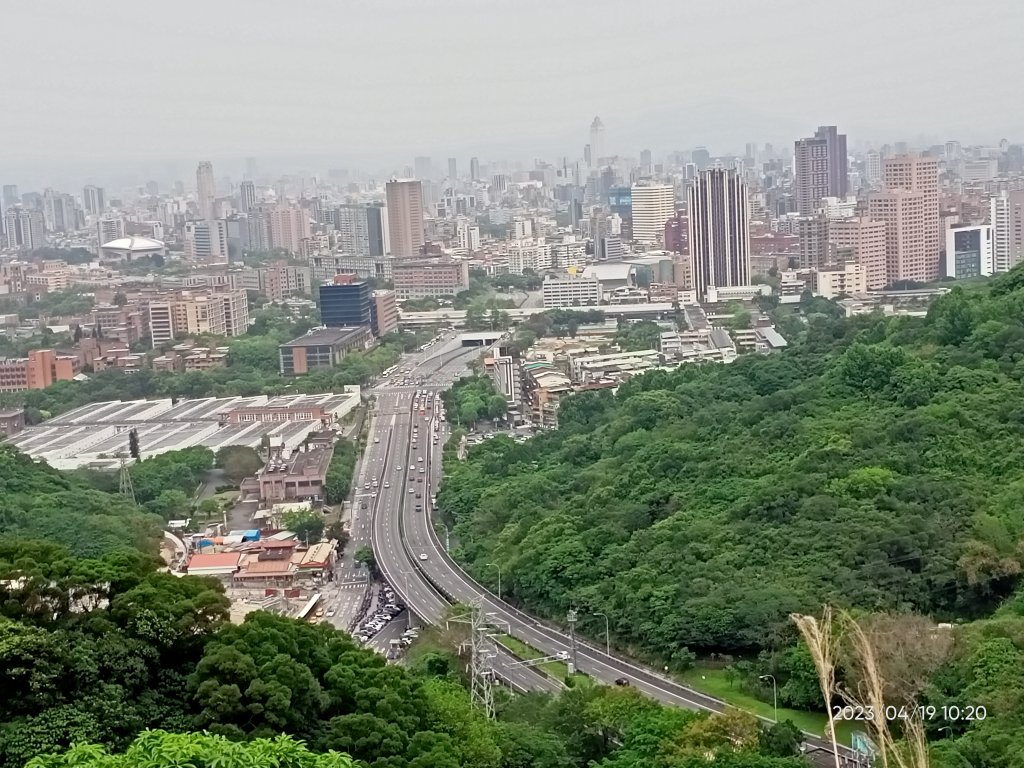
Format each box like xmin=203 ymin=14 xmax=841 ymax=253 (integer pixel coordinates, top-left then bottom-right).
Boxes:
xmin=367 ymin=335 xmax=858 ymax=767
xmin=362 ymin=338 xmax=562 ymax=695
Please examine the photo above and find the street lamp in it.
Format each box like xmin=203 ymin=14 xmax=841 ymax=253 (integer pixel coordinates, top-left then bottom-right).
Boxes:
xmin=593 ymin=612 xmax=610 ymax=656
xmin=487 ymin=562 xmax=502 ymax=601
xmin=438 ymin=523 xmax=451 ymax=551
xmin=759 ymin=675 xmax=778 ymax=722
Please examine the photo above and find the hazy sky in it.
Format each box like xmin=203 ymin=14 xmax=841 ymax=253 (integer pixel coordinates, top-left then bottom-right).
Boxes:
xmin=2 ymin=0 xmax=1022 ymax=186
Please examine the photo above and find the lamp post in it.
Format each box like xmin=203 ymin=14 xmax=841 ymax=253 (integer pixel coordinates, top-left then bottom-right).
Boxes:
xmin=487 ymin=562 xmax=502 ymax=601
xmin=593 ymin=612 xmax=610 ymax=656
xmin=759 ymin=674 xmax=778 ymax=722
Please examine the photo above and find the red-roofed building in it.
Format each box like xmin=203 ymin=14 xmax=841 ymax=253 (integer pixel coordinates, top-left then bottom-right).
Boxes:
xmin=186 ymin=552 xmax=241 ymax=577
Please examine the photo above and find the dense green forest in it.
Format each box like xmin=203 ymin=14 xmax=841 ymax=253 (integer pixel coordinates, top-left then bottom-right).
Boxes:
xmin=438 ymin=268 xmax=1024 ymax=767
xmin=0 ymin=441 xmax=809 ymax=767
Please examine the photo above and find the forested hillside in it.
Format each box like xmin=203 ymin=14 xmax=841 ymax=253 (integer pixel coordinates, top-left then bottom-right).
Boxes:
xmin=439 ymin=268 xmax=1024 ymax=766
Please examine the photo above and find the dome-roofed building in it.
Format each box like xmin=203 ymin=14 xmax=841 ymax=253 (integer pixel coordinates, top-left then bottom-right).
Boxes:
xmin=99 ymin=235 xmax=167 ymax=263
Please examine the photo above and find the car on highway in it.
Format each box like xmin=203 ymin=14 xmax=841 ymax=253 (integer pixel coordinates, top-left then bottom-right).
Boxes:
xmin=408 ymin=487 xmax=415 ymax=493
xmin=384 ymin=482 xmax=390 ymax=488
xmin=374 ymin=437 xmax=380 ymax=443
xmin=363 ymin=483 xmax=370 ymax=490
xmin=417 ymin=457 xmax=423 ymax=462
xmin=419 ymin=553 xmax=428 ymax=561
xmin=396 ymin=464 xmax=402 ymax=471
xmin=415 ymin=505 xmax=422 ymax=512
xmin=418 ymin=468 xmax=425 ymax=474
xmin=326 ymin=610 xmax=335 ymax=618
xmin=409 ymin=464 xmax=416 ymax=470
xmin=614 ymin=677 xmax=630 ymax=687
xmin=415 ymin=492 xmax=422 ymax=498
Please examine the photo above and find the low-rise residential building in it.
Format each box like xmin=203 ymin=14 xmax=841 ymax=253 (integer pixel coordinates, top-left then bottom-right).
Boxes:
xmin=392 ymin=257 xmax=470 ymax=299
xmin=278 ymin=327 xmax=373 ymax=376
xmin=146 ymin=289 xmax=249 ymax=347
xmin=814 ymin=262 xmax=868 ymax=299
xmin=520 ymin=360 xmax=572 ymax=429
xmin=0 ymin=408 xmax=26 ymax=436
xmin=570 ymin=349 xmax=663 ymax=383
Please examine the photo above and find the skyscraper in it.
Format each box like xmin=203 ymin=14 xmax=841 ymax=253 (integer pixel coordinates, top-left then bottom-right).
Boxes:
xmin=2 ymin=185 xmax=18 ymax=210
xmin=447 ymin=158 xmax=458 ymax=180
xmin=196 ymin=161 xmax=216 ymax=220
xmin=883 ymin=154 xmax=940 ymax=276
xmin=990 ymin=189 xmax=1024 ymax=273
xmin=239 ymin=181 xmax=256 ymax=214
xmin=814 ymin=125 xmax=848 ymax=198
xmin=794 ymin=126 xmax=848 ymax=214
xmin=385 ymin=178 xmax=425 ymax=257
xmin=470 ymin=157 xmax=480 ymax=181
xmin=629 ymin=182 xmax=675 ymax=245
xmin=687 ymin=169 xmax=751 ymax=299
xmin=83 ymin=185 xmax=105 ymax=216
xmin=589 ymin=117 xmax=606 ymax=167
xmin=184 ymin=219 xmax=229 ymax=262
xmin=268 ymin=207 xmax=312 ymax=254
xmin=337 ymin=204 xmax=387 ymax=257
xmin=414 ymin=156 xmax=432 ymax=180
xmin=639 ymin=149 xmax=652 ymax=175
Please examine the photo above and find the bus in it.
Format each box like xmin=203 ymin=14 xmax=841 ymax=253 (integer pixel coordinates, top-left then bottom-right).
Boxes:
xmin=382 ymin=365 xmax=398 ymax=378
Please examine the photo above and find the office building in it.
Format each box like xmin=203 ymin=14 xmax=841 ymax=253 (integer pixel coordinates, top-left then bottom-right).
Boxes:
xmin=371 ymin=290 xmax=399 ymax=337
xmin=268 ymin=206 xmax=311 ymax=254
xmin=865 ymin=151 xmax=883 ymax=186
xmin=608 ymin=186 xmax=633 ymax=242
xmin=391 ymin=258 xmax=470 ymax=299
xmin=470 ymin=157 xmax=480 ymax=181
xmin=184 ymin=219 xmax=229 ymax=262
xmin=814 ymin=126 xmax=848 ymax=198
xmin=687 ymin=169 xmax=751 ymax=299
xmin=828 ymin=217 xmax=888 ymax=290
xmin=83 ymin=185 xmax=105 ymax=216
xmin=990 ymin=189 xmax=1024 ymax=273
xmin=319 ymin=274 xmax=373 ymax=328
xmin=542 ymin=274 xmax=602 ymax=308
xmin=385 ymin=178 xmax=425 ymax=257
xmin=640 ymin=149 xmax=653 ymax=175
xmin=795 ymin=215 xmax=832 ymax=269
xmin=945 ymin=225 xmax=993 ymax=279
xmin=278 ymin=327 xmax=373 ymax=376
xmin=2 ymin=185 xmax=18 ymax=210
xmin=196 ymin=161 xmax=216 ymax=220
xmin=239 ymin=181 xmax=256 ymax=213
xmin=96 ymin=216 xmax=125 ymax=248
xmin=414 ymin=156 xmax=433 ymax=181
xmin=447 ymin=158 xmax=457 ymax=180
xmin=44 ymin=191 xmax=78 ymax=233
xmin=336 ymin=203 xmax=388 ymax=256
xmin=630 ymin=182 xmax=675 ymax=245
xmin=4 ymin=208 xmax=45 ymax=250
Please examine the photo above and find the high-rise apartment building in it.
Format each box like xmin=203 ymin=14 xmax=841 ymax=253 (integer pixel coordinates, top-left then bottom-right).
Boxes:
xmin=336 ymin=204 xmax=388 ymax=256
xmin=319 ymin=274 xmax=373 ymax=328
xmin=867 ymin=189 xmax=928 ymax=284
xmin=990 ymin=189 xmax=1024 ymax=273
xmin=97 ymin=216 xmax=125 ymax=246
xmin=794 ymin=216 xmax=832 ymax=270
xmin=828 ymin=217 xmax=888 ymax=290
xmin=196 ymin=161 xmax=216 ymax=220
xmin=268 ymin=206 xmax=311 ymax=254
xmin=794 ymin=126 xmax=848 ymax=214
xmin=875 ymin=154 xmax=940 ymax=282
xmin=239 ymin=181 xmax=257 ymax=213
xmin=687 ymin=169 xmax=751 ymax=300
xmin=865 ymin=151 xmax=883 ymax=186
xmin=3 ymin=208 xmax=45 ymax=250
xmin=83 ymin=185 xmax=105 ymax=216
xmin=385 ymin=178 xmax=425 ymax=257
xmin=630 ymin=182 xmax=675 ymax=245
xmin=184 ymin=219 xmax=229 ymax=262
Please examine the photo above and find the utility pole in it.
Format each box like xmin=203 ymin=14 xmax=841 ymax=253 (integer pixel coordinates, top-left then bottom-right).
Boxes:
xmin=118 ymin=452 xmax=136 ymax=505
xmin=567 ymin=608 xmax=578 ymax=675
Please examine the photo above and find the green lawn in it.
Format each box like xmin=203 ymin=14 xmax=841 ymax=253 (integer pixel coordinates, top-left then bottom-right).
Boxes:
xmin=680 ymin=666 xmax=856 ymax=745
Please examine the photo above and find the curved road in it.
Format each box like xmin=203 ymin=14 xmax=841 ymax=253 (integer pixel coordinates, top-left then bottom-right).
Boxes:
xmin=368 ymin=337 xmax=858 ymax=767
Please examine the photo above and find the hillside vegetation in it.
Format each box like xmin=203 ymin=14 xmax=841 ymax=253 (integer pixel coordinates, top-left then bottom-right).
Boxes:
xmin=439 ymin=269 xmax=1024 ymax=766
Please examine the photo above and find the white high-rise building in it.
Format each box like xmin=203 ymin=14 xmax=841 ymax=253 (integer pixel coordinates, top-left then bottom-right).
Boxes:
xmin=97 ymin=216 xmax=125 ymax=246
xmin=630 ymin=182 xmax=675 ymax=246
xmin=184 ymin=219 xmax=228 ymax=262
xmin=83 ymin=185 xmax=105 ymax=216
xmin=687 ymin=169 xmax=751 ymax=300
xmin=196 ymin=161 xmax=216 ymax=220
xmin=990 ymin=189 xmax=1024 ymax=273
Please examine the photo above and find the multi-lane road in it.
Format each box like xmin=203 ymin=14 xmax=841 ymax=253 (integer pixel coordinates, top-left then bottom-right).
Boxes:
xmin=366 ymin=337 xmax=856 ymax=766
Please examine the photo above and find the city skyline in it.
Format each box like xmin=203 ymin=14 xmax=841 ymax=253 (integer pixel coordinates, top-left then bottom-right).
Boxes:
xmin=2 ymin=0 xmax=1022 ymax=187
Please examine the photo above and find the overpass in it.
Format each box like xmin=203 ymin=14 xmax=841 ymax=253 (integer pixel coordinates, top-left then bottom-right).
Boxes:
xmin=399 ymin=302 xmax=680 ymax=328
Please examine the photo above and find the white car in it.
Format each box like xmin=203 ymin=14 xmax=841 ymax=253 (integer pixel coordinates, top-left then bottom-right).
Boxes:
xmin=384 ymin=482 xmax=391 ymax=488
xmin=408 ymin=487 xmax=415 ymax=494
xmin=419 ymin=553 xmax=428 ymax=561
